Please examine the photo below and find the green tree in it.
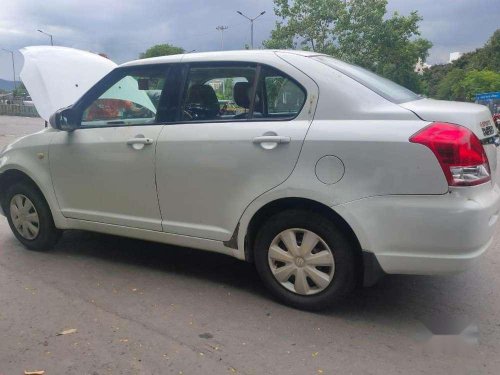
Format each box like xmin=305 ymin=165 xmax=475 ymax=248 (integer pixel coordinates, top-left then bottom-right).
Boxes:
xmin=434 ymin=69 xmax=500 ymax=102
xmin=140 ymin=44 xmax=184 ymax=59
xmin=263 ymin=0 xmax=432 ymax=91
xmin=435 ymin=68 xmax=466 ymax=101
xmin=421 ymin=29 xmax=500 ymax=101
xmin=421 ymin=63 xmax=452 ymax=98
xmin=461 ymin=70 xmax=500 ymax=101
xmin=453 ymin=29 xmax=500 ymax=72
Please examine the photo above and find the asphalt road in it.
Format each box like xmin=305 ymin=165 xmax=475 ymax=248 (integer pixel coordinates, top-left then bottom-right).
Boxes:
xmin=0 ymin=115 xmax=499 ymax=375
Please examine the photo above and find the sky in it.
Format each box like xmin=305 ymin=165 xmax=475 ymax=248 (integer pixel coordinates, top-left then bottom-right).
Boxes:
xmin=0 ymin=0 xmax=499 ymax=81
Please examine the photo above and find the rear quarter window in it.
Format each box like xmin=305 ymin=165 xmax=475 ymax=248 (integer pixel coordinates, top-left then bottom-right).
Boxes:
xmin=259 ymin=66 xmax=306 ymax=119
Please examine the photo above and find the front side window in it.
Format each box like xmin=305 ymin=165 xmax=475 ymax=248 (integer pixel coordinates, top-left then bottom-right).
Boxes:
xmin=81 ymin=67 xmax=167 ymax=127
xmin=180 ymin=64 xmax=257 ymax=122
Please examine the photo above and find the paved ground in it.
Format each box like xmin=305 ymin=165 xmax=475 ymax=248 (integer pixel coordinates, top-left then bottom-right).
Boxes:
xmin=0 ymin=115 xmax=499 ymax=374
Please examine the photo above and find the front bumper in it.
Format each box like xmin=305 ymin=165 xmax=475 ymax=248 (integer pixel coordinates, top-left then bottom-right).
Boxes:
xmin=336 ymin=183 xmax=500 ymax=275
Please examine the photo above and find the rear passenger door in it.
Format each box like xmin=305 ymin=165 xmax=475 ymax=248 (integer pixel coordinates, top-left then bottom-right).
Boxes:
xmin=155 ymin=60 xmax=318 ymax=241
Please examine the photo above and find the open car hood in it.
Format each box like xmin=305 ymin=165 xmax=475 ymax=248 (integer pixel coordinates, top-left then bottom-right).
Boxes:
xmin=20 ymin=46 xmax=117 ymax=121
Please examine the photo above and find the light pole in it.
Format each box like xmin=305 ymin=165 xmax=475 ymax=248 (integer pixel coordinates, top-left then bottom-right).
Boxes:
xmin=1 ymin=48 xmax=16 ymax=92
xmin=236 ymin=11 xmax=265 ymax=49
xmin=216 ymin=25 xmax=229 ymax=50
xmin=37 ymin=29 xmax=54 ymax=46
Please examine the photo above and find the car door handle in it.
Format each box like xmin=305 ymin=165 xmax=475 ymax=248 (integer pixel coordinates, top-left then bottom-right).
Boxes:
xmin=252 ymin=136 xmax=291 ymax=144
xmin=126 ymin=138 xmax=153 ymax=146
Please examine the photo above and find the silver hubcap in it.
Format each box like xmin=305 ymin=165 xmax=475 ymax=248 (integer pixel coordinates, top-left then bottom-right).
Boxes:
xmin=268 ymin=228 xmax=335 ymax=296
xmin=10 ymin=194 xmax=40 ymax=240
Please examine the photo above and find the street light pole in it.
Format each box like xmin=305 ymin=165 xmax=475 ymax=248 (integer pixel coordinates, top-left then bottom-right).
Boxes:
xmin=1 ymin=48 xmax=16 ymax=92
xmin=37 ymin=29 xmax=54 ymax=46
xmin=236 ymin=11 xmax=266 ymax=49
xmin=216 ymin=25 xmax=229 ymax=50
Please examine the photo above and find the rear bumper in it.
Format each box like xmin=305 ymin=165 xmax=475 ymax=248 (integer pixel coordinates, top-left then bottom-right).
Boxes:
xmin=336 ymin=183 xmax=500 ymax=275
xmin=372 ymin=236 xmax=492 ymax=275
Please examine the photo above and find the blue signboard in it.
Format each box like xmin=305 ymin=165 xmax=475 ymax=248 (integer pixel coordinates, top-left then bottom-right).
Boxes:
xmin=476 ymin=92 xmax=500 ymax=101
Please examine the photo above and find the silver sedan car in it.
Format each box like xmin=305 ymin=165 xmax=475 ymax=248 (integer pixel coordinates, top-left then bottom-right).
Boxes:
xmin=0 ymin=47 xmax=498 ymax=310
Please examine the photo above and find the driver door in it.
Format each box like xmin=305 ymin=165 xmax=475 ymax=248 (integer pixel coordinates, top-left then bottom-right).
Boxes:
xmin=49 ymin=65 xmax=171 ymax=231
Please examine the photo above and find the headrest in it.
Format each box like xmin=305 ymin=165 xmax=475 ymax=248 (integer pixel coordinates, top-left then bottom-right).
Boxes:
xmin=185 ymin=84 xmax=220 ymax=119
xmin=233 ymin=81 xmax=251 ymax=109
xmin=187 ymin=84 xmax=219 ymax=106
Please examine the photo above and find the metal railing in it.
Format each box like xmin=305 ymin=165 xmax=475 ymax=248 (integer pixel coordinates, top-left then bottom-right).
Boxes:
xmin=0 ymin=103 xmax=40 ymax=117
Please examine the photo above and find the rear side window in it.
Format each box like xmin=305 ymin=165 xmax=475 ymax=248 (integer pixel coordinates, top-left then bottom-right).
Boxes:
xmin=314 ymin=55 xmax=420 ymax=104
xmin=180 ymin=64 xmax=257 ymax=122
xmin=177 ymin=63 xmax=306 ymax=123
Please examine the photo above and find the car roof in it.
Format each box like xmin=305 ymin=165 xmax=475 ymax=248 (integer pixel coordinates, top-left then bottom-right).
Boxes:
xmin=119 ymin=49 xmax=324 ymax=68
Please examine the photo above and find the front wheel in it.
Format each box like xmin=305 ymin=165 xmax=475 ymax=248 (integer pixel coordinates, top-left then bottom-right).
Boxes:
xmin=254 ymin=210 xmax=357 ymax=310
xmin=4 ymin=182 xmax=61 ymax=251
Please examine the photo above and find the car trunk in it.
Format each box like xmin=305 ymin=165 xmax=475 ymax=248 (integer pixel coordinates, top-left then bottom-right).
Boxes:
xmin=401 ymin=98 xmax=498 ymax=184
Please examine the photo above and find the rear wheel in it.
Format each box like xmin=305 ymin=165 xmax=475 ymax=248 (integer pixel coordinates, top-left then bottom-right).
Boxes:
xmin=4 ymin=182 xmax=61 ymax=251
xmin=254 ymin=210 xmax=357 ymax=310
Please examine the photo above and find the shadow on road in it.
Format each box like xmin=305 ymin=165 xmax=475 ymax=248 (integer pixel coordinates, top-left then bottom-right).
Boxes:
xmin=40 ymin=229 xmax=474 ymax=325
xmin=54 ymin=229 xmax=266 ymax=296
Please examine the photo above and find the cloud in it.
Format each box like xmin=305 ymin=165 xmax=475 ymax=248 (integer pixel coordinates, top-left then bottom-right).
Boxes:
xmin=387 ymin=0 xmax=499 ymax=65
xmin=1 ymin=0 xmax=498 ymax=80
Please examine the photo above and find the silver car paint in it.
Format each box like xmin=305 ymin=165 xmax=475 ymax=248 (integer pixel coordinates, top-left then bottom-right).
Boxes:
xmin=155 ymin=54 xmax=319 ymax=241
xmin=49 ymin=126 xmax=164 ymax=231
xmin=1 ymin=49 xmax=499 ymax=276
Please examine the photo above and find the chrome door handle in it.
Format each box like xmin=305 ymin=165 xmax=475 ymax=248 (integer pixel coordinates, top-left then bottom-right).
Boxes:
xmin=126 ymin=138 xmax=153 ymax=146
xmin=252 ymin=136 xmax=291 ymax=144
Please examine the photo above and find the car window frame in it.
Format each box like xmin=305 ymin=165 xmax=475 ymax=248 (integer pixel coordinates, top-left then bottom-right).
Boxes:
xmin=71 ymin=63 xmax=172 ymax=129
xmin=258 ymin=65 xmax=308 ymax=120
xmin=169 ymin=61 xmax=307 ymax=126
xmin=174 ymin=61 xmax=259 ymax=124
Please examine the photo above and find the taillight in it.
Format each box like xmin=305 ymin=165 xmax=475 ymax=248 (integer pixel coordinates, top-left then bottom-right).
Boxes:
xmin=410 ymin=122 xmax=490 ymax=186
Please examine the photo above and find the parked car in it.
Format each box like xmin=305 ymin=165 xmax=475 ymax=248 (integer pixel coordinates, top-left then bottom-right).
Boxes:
xmin=1 ymin=47 xmax=499 ymax=310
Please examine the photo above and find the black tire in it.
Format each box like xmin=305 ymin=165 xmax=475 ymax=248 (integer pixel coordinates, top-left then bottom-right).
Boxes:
xmin=4 ymin=182 xmax=61 ymax=251
xmin=254 ymin=209 xmax=357 ymax=311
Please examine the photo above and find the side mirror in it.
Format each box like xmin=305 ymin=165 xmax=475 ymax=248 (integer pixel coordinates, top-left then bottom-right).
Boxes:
xmin=49 ymin=107 xmax=79 ymax=131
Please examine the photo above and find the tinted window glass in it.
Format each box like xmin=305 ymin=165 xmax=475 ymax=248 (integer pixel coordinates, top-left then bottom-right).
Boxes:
xmin=180 ymin=64 xmax=257 ymax=122
xmin=81 ymin=67 xmax=167 ymax=127
xmin=314 ymin=55 xmax=420 ymax=104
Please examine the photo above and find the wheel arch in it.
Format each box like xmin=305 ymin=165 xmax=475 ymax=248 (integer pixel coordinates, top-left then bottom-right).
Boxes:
xmin=0 ymin=169 xmax=46 ymax=210
xmin=243 ymin=197 xmax=363 ymax=265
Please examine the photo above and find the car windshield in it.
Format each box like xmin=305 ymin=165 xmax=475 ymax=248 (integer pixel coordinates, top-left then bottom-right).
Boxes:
xmin=313 ymin=55 xmax=421 ymax=104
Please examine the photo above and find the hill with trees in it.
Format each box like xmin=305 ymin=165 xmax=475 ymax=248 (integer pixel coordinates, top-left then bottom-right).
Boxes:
xmin=0 ymin=79 xmax=15 ymax=91
xmin=421 ymin=29 xmax=500 ymax=101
